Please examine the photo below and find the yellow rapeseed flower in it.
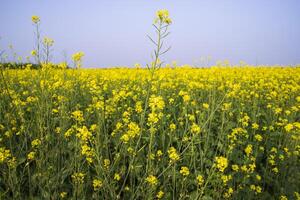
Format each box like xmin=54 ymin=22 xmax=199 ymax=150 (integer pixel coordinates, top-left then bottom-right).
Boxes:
xmin=31 ymin=15 xmax=40 ymax=24
xmin=180 ymin=166 xmax=190 ymax=176
xmin=231 ymin=164 xmax=239 ymax=172
xmin=72 ymin=52 xmax=84 ymax=62
xmin=103 ymin=159 xmax=110 ymax=169
xmin=72 ymin=110 xmax=84 ymax=122
xmin=168 ymin=147 xmax=180 ymax=162
xmin=279 ymin=195 xmax=288 ymax=200
xmin=196 ymin=175 xmax=204 ymax=186
xmin=284 ymin=124 xmax=294 ymax=132
xmin=31 ymin=50 xmax=37 ymax=56
xmin=190 ymin=123 xmax=201 ymax=134
xmin=60 ymin=192 xmax=67 ymax=198
xmin=203 ymin=103 xmax=209 ymax=109
xmin=0 ymin=148 xmax=12 ymax=163
xmin=244 ymin=144 xmax=253 ymax=157
xmin=93 ymin=179 xmax=103 ymax=191
xmin=149 ymin=95 xmax=165 ymax=111
xmin=215 ymin=156 xmax=228 ymax=172
xmin=223 ymin=187 xmax=234 ymax=198
xmin=31 ymin=139 xmax=41 ymax=148
xmin=114 ymin=173 xmax=121 ymax=181
xmin=71 ymin=172 xmax=85 ymax=184
xmin=27 ymin=151 xmax=36 ymax=160
xmin=252 ymin=123 xmax=259 ymax=130
xmin=155 ymin=9 xmax=172 ymax=24
xmin=169 ymin=123 xmax=176 ymax=131
xmin=254 ymin=134 xmax=263 ymax=142
xmin=145 ymin=175 xmax=158 ymax=186
xmin=43 ymin=37 xmax=54 ymax=46
xmin=156 ymin=190 xmax=164 ymax=199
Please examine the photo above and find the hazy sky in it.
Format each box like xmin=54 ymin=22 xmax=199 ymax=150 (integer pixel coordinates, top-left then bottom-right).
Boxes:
xmin=0 ymin=0 xmax=299 ymax=67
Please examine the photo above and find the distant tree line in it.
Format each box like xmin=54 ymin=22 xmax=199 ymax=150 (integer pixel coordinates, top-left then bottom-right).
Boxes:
xmin=0 ymin=62 xmax=71 ymax=70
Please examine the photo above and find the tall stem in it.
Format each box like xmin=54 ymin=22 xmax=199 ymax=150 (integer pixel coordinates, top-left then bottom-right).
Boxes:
xmin=151 ymin=22 xmax=163 ymax=76
xmin=35 ymin=24 xmax=41 ymax=64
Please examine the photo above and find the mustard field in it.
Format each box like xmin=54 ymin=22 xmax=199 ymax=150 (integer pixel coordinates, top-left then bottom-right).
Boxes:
xmin=0 ymin=66 xmax=299 ymax=199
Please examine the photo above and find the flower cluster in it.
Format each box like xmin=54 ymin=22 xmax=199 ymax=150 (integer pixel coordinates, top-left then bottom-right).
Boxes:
xmin=215 ymin=156 xmax=228 ymax=172
xmin=31 ymin=15 xmax=40 ymax=24
xmin=155 ymin=9 xmax=172 ymax=24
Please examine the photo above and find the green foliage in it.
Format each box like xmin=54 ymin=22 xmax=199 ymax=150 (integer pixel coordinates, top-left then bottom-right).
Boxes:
xmin=0 ymin=63 xmax=70 ymax=70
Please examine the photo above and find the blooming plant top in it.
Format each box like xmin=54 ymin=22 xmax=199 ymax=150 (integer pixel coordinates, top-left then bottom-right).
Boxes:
xmin=72 ymin=52 xmax=85 ymax=62
xmin=31 ymin=15 xmax=40 ymax=24
xmin=215 ymin=156 xmax=228 ymax=172
xmin=43 ymin=37 xmax=54 ymax=46
xmin=155 ymin=9 xmax=172 ymax=24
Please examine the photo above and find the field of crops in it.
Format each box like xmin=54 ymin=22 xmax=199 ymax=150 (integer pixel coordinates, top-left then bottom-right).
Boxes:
xmin=0 ymin=66 xmax=299 ymax=199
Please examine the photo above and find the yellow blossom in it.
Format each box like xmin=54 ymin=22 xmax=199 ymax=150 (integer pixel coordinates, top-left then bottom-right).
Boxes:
xmin=31 ymin=139 xmax=41 ymax=148
xmin=156 ymin=190 xmax=164 ymax=199
xmin=256 ymin=174 xmax=261 ymax=181
xmin=156 ymin=150 xmax=163 ymax=157
xmin=179 ymin=166 xmax=190 ymax=176
xmin=232 ymin=164 xmax=239 ymax=172
xmin=60 ymin=192 xmax=67 ymax=198
xmin=0 ymin=148 xmax=12 ymax=163
xmin=254 ymin=134 xmax=263 ymax=142
xmin=120 ymin=134 xmax=130 ymax=143
xmin=203 ymin=103 xmax=209 ymax=109
xmin=72 ymin=52 xmax=84 ymax=68
xmin=93 ymin=179 xmax=103 ymax=191
xmin=196 ymin=175 xmax=204 ymax=186
xmin=169 ymin=123 xmax=176 ymax=131
xmin=244 ymin=144 xmax=253 ymax=157
xmin=71 ymin=172 xmax=85 ymax=184
xmin=221 ymin=175 xmax=232 ymax=185
xmin=27 ymin=151 xmax=36 ymax=160
xmin=215 ymin=156 xmax=228 ymax=172
xmin=256 ymin=186 xmax=262 ymax=193
xmin=31 ymin=50 xmax=37 ymax=56
xmin=145 ymin=175 xmax=158 ymax=186
xmin=279 ymin=195 xmax=288 ymax=200
xmin=252 ymin=123 xmax=259 ymax=130
xmin=72 ymin=52 xmax=84 ymax=62
xmin=103 ymin=159 xmax=110 ymax=169
xmin=149 ymin=95 xmax=165 ymax=111
xmin=114 ymin=173 xmax=121 ymax=181
xmin=183 ymin=95 xmax=190 ymax=103
xmin=168 ymin=147 xmax=180 ymax=162
xmin=43 ymin=37 xmax=54 ymax=46
xmin=31 ymin=15 xmax=40 ymax=23
xmin=190 ymin=123 xmax=201 ymax=134
xmin=284 ymin=124 xmax=294 ymax=132
xmin=223 ymin=187 xmax=233 ymax=198
xmin=72 ymin=110 xmax=84 ymax=122
xmin=272 ymin=167 xmax=279 ymax=173
xmin=155 ymin=9 xmax=172 ymax=24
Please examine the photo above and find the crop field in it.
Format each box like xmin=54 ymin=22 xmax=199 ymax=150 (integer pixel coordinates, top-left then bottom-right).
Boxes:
xmin=0 ymin=67 xmax=300 ymax=199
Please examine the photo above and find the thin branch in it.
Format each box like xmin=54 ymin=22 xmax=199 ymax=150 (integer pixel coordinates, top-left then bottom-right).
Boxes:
xmin=154 ymin=50 xmax=158 ymax=57
xmin=160 ymin=41 xmax=164 ymax=50
xmin=161 ymin=24 xmax=170 ymax=30
xmin=161 ymin=32 xmax=171 ymax=39
xmin=159 ymin=46 xmax=172 ymax=56
xmin=152 ymin=24 xmax=160 ymax=32
xmin=162 ymin=26 xmax=169 ymax=35
xmin=147 ymin=35 xmax=157 ymax=46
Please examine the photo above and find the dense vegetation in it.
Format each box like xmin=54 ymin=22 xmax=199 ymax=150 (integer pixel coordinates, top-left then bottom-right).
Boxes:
xmin=0 ymin=67 xmax=299 ymax=199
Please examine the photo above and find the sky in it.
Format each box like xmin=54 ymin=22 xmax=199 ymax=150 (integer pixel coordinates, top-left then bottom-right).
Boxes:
xmin=0 ymin=0 xmax=300 ymax=67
